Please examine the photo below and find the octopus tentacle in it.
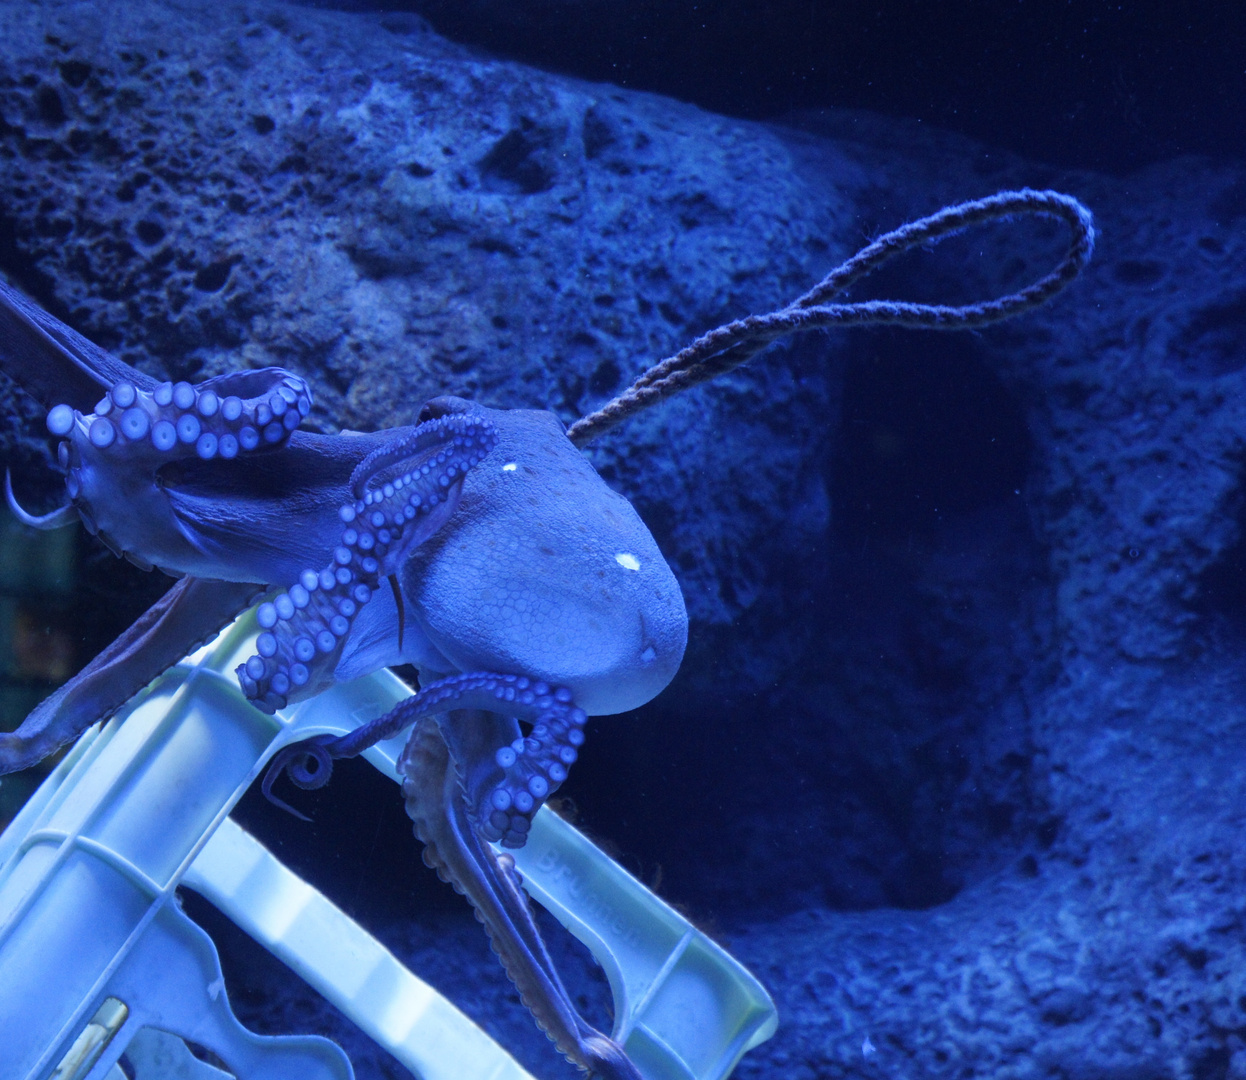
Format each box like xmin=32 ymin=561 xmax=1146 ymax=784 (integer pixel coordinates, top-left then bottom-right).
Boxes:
xmin=5 ymin=469 xmax=77 ymax=529
xmin=49 ymin=367 xmax=312 ymax=470
xmin=485 ymin=701 xmax=586 ymax=845
xmin=42 ymin=366 xmax=319 ymax=571
xmin=259 ymin=734 xmax=338 ymax=821
xmin=401 ymin=715 xmax=640 ymax=1080
xmin=259 ymin=677 xmax=636 ymax=1077
xmin=0 ymin=577 xmax=263 ymax=775
xmin=262 ymin=670 xmax=586 ymax=847
xmin=239 ymin=569 xmax=375 ymax=714
xmin=236 ymin=413 xmax=498 ymax=713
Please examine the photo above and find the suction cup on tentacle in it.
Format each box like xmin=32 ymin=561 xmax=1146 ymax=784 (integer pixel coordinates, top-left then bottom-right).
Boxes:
xmin=237 ymin=411 xmax=498 ymax=712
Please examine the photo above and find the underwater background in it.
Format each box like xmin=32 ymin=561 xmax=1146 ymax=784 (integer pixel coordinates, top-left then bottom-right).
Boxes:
xmin=0 ymin=1 xmax=1243 ymax=1077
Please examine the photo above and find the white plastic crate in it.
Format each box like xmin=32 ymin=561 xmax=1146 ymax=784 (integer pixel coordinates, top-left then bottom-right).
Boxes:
xmin=0 ymin=614 xmax=775 ymax=1080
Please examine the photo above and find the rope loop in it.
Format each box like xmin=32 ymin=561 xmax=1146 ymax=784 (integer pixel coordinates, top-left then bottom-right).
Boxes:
xmin=567 ymin=188 xmax=1094 ymax=447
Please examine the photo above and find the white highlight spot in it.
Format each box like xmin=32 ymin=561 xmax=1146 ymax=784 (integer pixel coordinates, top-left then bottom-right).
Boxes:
xmin=615 ymin=552 xmax=641 ymax=571
xmin=640 ymin=646 xmax=656 ymax=664
xmin=861 ymin=1035 xmax=876 ymax=1058
xmin=502 ymin=462 xmax=518 ymax=472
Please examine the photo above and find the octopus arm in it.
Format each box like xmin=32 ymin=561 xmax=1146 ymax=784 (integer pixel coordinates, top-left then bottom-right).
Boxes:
xmin=401 ymin=712 xmax=641 ymax=1080
xmin=157 ymin=431 xmax=383 ymax=584
xmin=0 ymin=576 xmax=262 ymax=775
xmin=0 ymin=278 xmax=155 ymax=412
xmin=265 ymin=676 xmax=637 ymax=1075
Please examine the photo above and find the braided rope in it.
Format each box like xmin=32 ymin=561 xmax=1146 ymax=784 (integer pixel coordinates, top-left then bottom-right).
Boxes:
xmin=566 ymin=188 xmax=1094 ymax=447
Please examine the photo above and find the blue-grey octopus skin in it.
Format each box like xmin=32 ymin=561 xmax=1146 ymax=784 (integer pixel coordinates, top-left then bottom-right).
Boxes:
xmin=402 ymin=708 xmax=642 ymax=1080
xmin=0 ymin=277 xmax=683 ymax=1079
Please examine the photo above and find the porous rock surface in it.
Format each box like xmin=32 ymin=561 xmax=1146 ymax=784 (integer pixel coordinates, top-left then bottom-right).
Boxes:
xmin=725 ymin=157 xmax=1246 ymax=1078
xmin=1 ymin=2 xmax=1246 ymax=1080
xmin=0 ymin=0 xmax=850 ymax=630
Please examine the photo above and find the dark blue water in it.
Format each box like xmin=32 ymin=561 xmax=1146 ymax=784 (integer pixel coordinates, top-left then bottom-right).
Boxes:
xmin=311 ymin=0 xmax=1246 ymax=174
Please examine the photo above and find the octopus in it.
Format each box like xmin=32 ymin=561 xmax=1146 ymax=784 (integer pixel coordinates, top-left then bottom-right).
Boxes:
xmin=0 ymin=275 xmax=684 ymax=1079
xmin=0 ymin=188 xmax=1096 ymax=1080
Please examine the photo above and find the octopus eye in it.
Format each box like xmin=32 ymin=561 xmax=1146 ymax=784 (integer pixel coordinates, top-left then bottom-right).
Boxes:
xmin=417 ymin=395 xmax=470 ymax=424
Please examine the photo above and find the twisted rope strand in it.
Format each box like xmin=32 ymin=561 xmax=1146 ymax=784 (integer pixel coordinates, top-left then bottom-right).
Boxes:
xmin=567 ymin=188 xmax=1094 ymax=447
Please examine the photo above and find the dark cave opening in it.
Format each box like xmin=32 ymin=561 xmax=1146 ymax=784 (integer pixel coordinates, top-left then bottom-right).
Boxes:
xmin=832 ymin=330 xmax=1032 ymax=540
xmin=312 ymin=0 xmax=1246 ymax=175
xmin=566 ymin=331 xmax=1049 ymax=921
xmin=1194 ymin=479 xmax=1246 ymax=639
xmin=1197 ymin=546 xmax=1246 ymax=627
xmin=802 ymin=331 xmax=1045 ymax=911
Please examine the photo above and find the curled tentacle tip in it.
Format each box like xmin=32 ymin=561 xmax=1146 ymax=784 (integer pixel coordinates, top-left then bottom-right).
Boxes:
xmin=261 ymin=736 xmax=339 ymax=819
xmin=5 ymin=469 xmax=77 ymax=530
xmin=260 ymin=762 xmax=313 ymax=822
xmin=265 ymin=792 xmax=313 ymax=823
xmin=288 ymin=748 xmax=335 ymax=790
